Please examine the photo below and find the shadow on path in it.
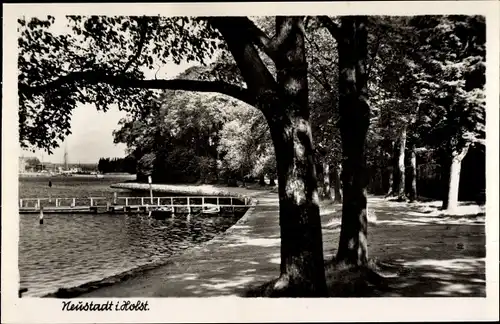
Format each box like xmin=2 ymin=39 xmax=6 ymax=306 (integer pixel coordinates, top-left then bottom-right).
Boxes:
xmin=79 ymin=191 xmax=485 ymax=298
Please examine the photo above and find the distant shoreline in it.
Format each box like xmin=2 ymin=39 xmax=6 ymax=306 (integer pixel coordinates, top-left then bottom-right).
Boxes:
xmin=19 ymin=172 xmax=136 ymax=179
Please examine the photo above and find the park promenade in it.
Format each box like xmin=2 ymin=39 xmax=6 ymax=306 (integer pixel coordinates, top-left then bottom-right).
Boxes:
xmin=79 ymin=185 xmax=486 ymax=298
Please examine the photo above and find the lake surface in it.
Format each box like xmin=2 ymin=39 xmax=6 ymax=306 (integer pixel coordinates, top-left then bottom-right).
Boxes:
xmin=18 ymin=176 xmax=245 ymax=297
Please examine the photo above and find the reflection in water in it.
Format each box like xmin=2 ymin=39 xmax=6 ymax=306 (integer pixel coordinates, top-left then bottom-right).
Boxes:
xmin=19 ymin=210 xmax=243 ymax=297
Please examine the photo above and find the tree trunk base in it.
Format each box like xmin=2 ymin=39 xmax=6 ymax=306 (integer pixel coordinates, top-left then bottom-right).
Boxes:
xmin=385 ymin=191 xmax=396 ymax=199
xmin=244 ymin=260 xmax=391 ymax=297
xmin=325 ymin=259 xmax=390 ymax=297
xmin=244 ymin=274 xmax=328 ymax=298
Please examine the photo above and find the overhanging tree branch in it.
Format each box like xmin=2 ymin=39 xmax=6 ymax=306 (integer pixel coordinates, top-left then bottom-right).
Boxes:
xmin=19 ymin=71 xmax=256 ymax=106
xmin=309 ymin=69 xmax=333 ymax=93
xmin=366 ymin=30 xmax=381 ymax=83
xmin=318 ymin=16 xmax=340 ymax=41
xmin=207 ymin=17 xmax=278 ymax=99
xmin=208 ymin=17 xmax=284 ymax=63
xmin=122 ymin=17 xmax=150 ymax=74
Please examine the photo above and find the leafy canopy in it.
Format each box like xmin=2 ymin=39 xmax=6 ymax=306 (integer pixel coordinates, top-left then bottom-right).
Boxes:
xmin=18 ymin=15 xmax=222 ymax=153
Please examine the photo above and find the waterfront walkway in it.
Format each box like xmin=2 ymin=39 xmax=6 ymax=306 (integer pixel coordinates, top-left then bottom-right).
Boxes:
xmin=81 ymin=185 xmax=486 ymax=298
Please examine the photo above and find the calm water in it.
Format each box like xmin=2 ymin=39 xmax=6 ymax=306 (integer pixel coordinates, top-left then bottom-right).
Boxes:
xmin=18 ymin=176 xmax=244 ymax=297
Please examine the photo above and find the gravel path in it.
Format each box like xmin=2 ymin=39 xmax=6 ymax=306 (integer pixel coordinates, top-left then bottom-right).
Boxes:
xmin=79 ymin=185 xmax=485 ymax=297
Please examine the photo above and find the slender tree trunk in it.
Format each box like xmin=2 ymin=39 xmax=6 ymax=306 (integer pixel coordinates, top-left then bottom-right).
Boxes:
xmin=386 ymin=166 xmax=394 ymax=197
xmin=409 ymin=145 xmax=417 ymax=202
xmin=397 ymin=125 xmax=407 ymax=201
xmin=322 ymin=160 xmax=332 ymax=199
xmin=336 ymin=17 xmax=370 ymax=266
xmin=444 ymin=145 xmax=470 ymax=212
xmin=386 ymin=140 xmax=396 ymax=197
xmin=332 ymin=162 xmax=342 ymax=203
xmin=269 ymin=178 xmax=276 ymax=186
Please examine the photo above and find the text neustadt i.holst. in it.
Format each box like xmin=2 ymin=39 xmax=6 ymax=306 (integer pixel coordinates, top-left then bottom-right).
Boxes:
xmin=62 ymin=300 xmax=149 ymax=311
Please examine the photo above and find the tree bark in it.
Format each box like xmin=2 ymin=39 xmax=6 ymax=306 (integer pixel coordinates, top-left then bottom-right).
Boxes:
xmin=335 ymin=17 xmax=370 ymax=266
xmin=332 ymin=162 xmax=342 ymax=203
xmin=322 ymin=160 xmax=332 ymax=200
xmin=444 ymin=145 xmax=470 ymax=212
xmin=409 ymin=145 xmax=417 ymax=202
xmin=385 ymin=140 xmax=396 ymax=197
xmin=397 ymin=125 xmax=407 ymax=201
xmin=263 ymin=17 xmax=326 ymax=296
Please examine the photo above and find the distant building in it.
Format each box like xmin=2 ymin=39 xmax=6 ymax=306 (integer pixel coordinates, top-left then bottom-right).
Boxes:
xmin=19 ymin=157 xmax=28 ymax=173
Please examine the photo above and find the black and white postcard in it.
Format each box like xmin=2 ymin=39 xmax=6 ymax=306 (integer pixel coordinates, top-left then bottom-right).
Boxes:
xmin=2 ymin=1 xmax=499 ymax=323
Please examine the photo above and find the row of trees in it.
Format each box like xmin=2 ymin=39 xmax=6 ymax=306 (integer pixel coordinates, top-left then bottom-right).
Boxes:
xmin=112 ymin=67 xmax=277 ymax=185
xmin=97 ymin=156 xmax=136 ymax=174
xmin=19 ymin=15 xmax=485 ymax=296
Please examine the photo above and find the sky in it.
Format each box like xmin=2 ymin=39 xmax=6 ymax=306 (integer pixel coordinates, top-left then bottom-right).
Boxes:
xmin=23 ymin=61 xmax=194 ymax=164
xmin=20 ymin=15 xmax=201 ymax=164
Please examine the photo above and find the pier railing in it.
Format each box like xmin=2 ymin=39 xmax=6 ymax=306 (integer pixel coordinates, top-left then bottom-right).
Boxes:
xmin=18 ymin=195 xmax=249 ymax=213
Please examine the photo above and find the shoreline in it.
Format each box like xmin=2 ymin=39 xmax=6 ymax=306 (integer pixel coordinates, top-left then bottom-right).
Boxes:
xmin=39 ymin=183 xmax=260 ymax=298
xmin=19 ymin=173 xmax=136 ymax=179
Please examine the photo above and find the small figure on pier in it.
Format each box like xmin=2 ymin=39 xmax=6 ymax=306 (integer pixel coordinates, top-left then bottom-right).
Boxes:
xmin=48 ymin=180 xmax=52 ymax=188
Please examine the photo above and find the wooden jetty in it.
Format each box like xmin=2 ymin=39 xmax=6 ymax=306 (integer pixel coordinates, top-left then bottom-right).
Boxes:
xmin=18 ymin=195 xmax=249 ymax=215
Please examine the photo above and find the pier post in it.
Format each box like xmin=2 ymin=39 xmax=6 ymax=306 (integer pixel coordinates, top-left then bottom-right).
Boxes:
xmin=106 ymin=202 xmax=111 ymax=212
xmin=90 ymin=198 xmax=94 ymax=207
xmin=187 ymin=197 xmax=191 ymax=214
xmin=230 ymin=197 xmax=234 ymax=213
xmin=157 ymin=197 xmax=160 ymax=206
xmin=72 ymin=198 xmax=76 ymax=207
xmin=19 ymin=199 xmax=23 ymax=208
xmin=141 ymin=197 xmax=145 ymax=206
xmin=39 ymin=206 xmax=44 ymax=225
xmin=171 ymin=197 xmax=175 ymax=217
xmin=55 ymin=198 xmax=59 ymax=207
xmin=202 ymin=197 xmax=205 ymax=209
xmin=37 ymin=199 xmax=41 ymax=210
xmin=148 ymin=176 xmax=154 ymax=204
xmin=113 ymin=192 xmax=117 ymax=205
xmin=125 ymin=198 xmax=129 ymax=206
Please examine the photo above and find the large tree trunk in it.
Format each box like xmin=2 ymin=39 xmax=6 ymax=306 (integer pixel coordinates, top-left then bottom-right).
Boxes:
xmin=336 ymin=17 xmax=370 ymax=266
xmin=332 ymin=162 xmax=342 ymax=203
xmin=444 ymin=145 xmax=470 ymax=212
xmin=269 ymin=116 xmax=327 ymax=296
xmin=265 ymin=17 xmax=326 ymax=296
xmin=213 ymin=16 xmax=327 ymax=296
xmin=322 ymin=160 xmax=332 ymax=200
xmin=409 ymin=145 xmax=418 ymax=202
xmin=397 ymin=125 xmax=407 ymax=201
